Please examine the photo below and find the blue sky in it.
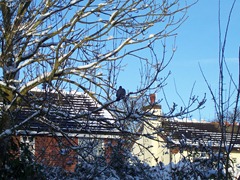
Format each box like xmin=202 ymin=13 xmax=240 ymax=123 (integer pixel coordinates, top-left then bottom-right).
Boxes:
xmin=161 ymin=0 xmax=240 ymax=120
xmin=118 ymin=0 xmax=240 ymax=121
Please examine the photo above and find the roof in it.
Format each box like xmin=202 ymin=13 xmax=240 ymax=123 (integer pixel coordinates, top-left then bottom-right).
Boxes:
xmin=12 ymin=91 xmax=121 ymax=137
xmin=162 ymin=120 xmax=240 ymax=149
xmin=142 ymin=104 xmax=161 ymax=111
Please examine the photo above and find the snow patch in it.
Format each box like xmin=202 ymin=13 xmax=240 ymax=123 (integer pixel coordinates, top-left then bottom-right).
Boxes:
xmin=149 ymin=34 xmax=155 ymax=38
xmin=5 ymin=129 xmax=12 ymax=135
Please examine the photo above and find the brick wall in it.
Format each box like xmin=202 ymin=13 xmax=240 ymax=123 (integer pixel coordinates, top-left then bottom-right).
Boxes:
xmin=35 ymin=136 xmax=78 ymax=172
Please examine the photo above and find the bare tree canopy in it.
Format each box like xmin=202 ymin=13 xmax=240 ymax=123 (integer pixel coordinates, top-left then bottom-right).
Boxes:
xmin=0 ymin=0 xmax=198 ymax=131
xmin=0 ymin=0 xmax=206 ymax=178
xmin=0 ymin=0 xmax=188 ymax=94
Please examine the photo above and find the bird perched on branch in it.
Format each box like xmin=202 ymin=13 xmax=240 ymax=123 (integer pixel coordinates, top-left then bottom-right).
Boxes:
xmin=116 ymin=86 xmax=126 ymax=101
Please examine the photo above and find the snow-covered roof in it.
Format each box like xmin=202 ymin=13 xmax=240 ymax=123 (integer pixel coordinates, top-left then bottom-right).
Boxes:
xmin=163 ymin=120 xmax=240 ymax=149
xmin=15 ymin=91 xmax=120 ymax=136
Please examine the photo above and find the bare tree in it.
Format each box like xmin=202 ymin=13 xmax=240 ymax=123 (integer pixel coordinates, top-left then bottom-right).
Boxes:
xmin=0 ymin=0 xmax=203 ymax=177
xmin=200 ymin=0 xmax=240 ymax=178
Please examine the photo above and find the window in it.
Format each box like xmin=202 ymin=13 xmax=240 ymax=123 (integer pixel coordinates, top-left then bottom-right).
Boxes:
xmin=78 ymin=138 xmax=104 ymax=162
xmin=20 ymin=136 xmax=35 ymax=155
xmin=193 ymin=151 xmax=208 ymax=162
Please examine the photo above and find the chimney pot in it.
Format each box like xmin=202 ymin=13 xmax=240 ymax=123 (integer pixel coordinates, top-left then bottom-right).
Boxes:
xmin=150 ymin=94 xmax=156 ymax=104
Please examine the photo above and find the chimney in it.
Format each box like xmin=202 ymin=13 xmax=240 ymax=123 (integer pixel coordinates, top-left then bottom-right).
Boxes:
xmin=150 ymin=94 xmax=156 ymax=105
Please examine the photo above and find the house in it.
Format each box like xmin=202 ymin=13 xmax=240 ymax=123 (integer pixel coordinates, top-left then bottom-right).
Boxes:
xmin=132 ymin=94 xmax=240 ymax=177
xmin=162 ymin=120 xmax=240 ymax=164
xmin=132 ymin=94 xmax=170 ymax=165
xmin=11 ymin=90 xmax=124 ymax=172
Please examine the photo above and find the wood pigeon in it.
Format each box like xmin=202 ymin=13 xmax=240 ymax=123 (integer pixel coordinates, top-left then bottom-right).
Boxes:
xmin=116 ymin=86 xmax=126 ymax=101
